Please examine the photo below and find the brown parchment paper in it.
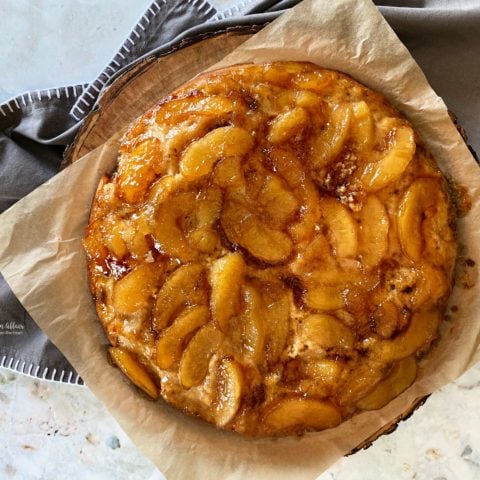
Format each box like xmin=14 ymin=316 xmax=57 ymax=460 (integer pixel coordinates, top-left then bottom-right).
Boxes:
xmin=1 ymin=0 xmax=480 ymax=478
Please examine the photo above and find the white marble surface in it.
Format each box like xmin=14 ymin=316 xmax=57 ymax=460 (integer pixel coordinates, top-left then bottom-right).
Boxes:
xmin=1 ymin=363 xmax=479 ymax=479
xmin=2 ymin=0 xmax=480 ymax=478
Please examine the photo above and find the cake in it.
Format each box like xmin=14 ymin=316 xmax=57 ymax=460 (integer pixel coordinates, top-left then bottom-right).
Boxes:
xmin=84 ymin=62 xmax=457 ymax=436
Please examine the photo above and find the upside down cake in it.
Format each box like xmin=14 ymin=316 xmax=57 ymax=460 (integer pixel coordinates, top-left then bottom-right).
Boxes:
xmin=84 ymin=62 xmax=457 ymax=437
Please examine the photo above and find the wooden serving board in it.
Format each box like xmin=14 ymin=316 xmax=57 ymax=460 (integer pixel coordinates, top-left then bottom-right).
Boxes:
xmin=65 ymin=29 xmax=431 ymax=453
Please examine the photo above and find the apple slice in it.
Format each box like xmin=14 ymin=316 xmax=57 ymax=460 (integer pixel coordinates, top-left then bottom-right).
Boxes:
xmin=265 ymin=292 xmax=291 ymax=365
xmin=319 ymin=197 xmax=358 ymax=258
xmin=268 ymin=107 xmax=309 ymax=144
xmin=179 ymin=126 xmax=253 ymax=181
xmin=304 ymin=284 xmax=345 ymax=311
xmin=263 ymin=397 xmax=342 ymax=433
xmin=153 ymin=191 xmax=199 ymax=262
xmin=109 ymin=347 xmax=159 ymax=400
xmin=351 ymin=101 xmax=373 ymax=151
xmin=358 ymin=195 xmax=389 ymax=269
xmin=260 ymin=175 xmax=299 ymax=228
xmin=113 ymin=263 xmax=162 ymax=315
xmin=156 ymin=306 xmax=210 ymax=369
xmin=117 ymin=137 xmax=164 ymax=203
xmin=361 ymin=123 xmax=415 ymax=191
xmin=397 ymin=178 xmax=453 ymax=263
xmin=209 ymin=252 xmax=246 ymax=333
xmin=241 ymin=284 xmax=266 ymax=366
xmin=179 ymin=324 xmax=224 ymax=388
xmin=311 ymin=104 xmax=351 ymax=169
xmin=214 ymin=357 xmax=243 ymax=427
xmin=153 ymin=263 xmax=205 ymax=331
xmin=336 ymin=359 xmax=387 ymax=406
xmin=356 ymin=356 xmax=417 ymax=410
xmin=376 ymin=309 xmax=440 ymax=362
xmin=221 ymin=200 xmax=293 ymax=264
xmin=302 ymin=314 xmax=354 ymax=350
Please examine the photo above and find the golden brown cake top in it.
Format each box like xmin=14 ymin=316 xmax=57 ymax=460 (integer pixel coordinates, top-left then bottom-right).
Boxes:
xmin=84 ymin=62 xmax=456 ymax=437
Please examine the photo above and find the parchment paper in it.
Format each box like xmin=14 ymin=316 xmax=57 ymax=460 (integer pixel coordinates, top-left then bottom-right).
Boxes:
xmin=1 ymin=0 xmax=479 ymax=478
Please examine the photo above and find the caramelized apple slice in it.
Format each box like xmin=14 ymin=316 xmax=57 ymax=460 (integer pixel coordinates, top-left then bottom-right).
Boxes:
xmin=412 ymin=264 xmax=448 ymax=308
xmin=214 ymin=357 xmax=243 ymax=427
xmin=179 ymin=324 xmax=224 ymax=388
xmin=319 ymin=197 xmax=358 ymax=258
xmin=265 ymin=292 xmax=291 ymax=365
xmin=260 ymin=175 xmax=299 ymax=228
xmin=351 ymin=101 xmax=373 ymax=151
xmin=295 ymin=90 xmax=322 ymax=108
xmin=397 ymin=178 xmax=452 ymax=262
xmin=188 ymin=228 xmax=219 ymax=254
xmin=104 ymin=219 xmax=129 ymax=258
xmin=302 ymin=314 xmax=354 ymax=350
xmin=209 ymin=252 xmax=246 ymax=333
xmin=117 ymin=138 xmax=164 ymax=203
xmin=304 ymin=284 xmax=345 ymax=310
xmin=376 ymin=309 xmax=440 ymax=362
xmin=268 ymin=107 xmax=309 ymax=144
xmin=361 ymin=123 xmax=415 ymax=191
xmin=120 ymin=217 xmax=151 ymax=259
xmin=113 ymin=263 xmax=161 ymax=315
xmin=422 ymin=194 xmax=456 ymax=267
xmin=221 ymin=200 xmax=293 ymax=264
xmin=241 ymin=284 xmax=266 ymax=366
xmin=153 ymin=263 xmax=205 ymax=331
xmin=188 ymin=187 xmax=223 ymax=254
xmin=358 ymin=195 xmax=389 ymax=269
xmin=337 ymin=359 xmax=387 ymax=406
xmin=311 ymin=104 xmax=351 ymax=169
xmin=154 ymin=191 xmax=199 ymax=262
xmin=155 ymin=94 xmax=239 ymax=125
xmin=303 ymin=359 xmax=343 ymax=384
xmin=356 ymin=357 xmax=417 ymax=410
xmin=179 ymin=126 xmax=253 ymax=181
xmin=156 ymin=306 xmax=210 ymax=370
xmin=213 ymin=156 xmax=244 ymax=188
xmin=263 ymin=398 xmax=342 ymax=433
xmin=109 ymin=347 xmax=159 ymax=400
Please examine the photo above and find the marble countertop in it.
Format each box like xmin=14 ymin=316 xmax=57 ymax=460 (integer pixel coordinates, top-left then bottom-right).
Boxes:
xmin=1 ymin=1 xmax=479 ymax=478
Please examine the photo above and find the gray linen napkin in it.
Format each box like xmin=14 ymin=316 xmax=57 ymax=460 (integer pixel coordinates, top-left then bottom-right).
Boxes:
xmin=0 ymin=0 xmax=479 ymax=383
